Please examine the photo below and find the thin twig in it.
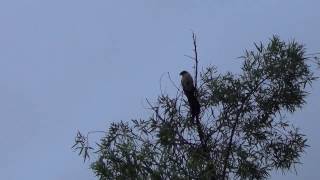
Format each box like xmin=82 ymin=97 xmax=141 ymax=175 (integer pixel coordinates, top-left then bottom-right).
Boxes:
xmin=191 ymin=32 xmax=208 ymax=155
xmin=159 ymin=72 xmax=167 ymax=95
xmin=305 ymin=52 xmax=320 ymax=56
xmin=184 ymin=54 xmax=195 ymax=60
xmin=167 ymin=72 xmax=182 ymax=92
xmin=193 ymin=32 xmax=199 ymax=89
xmin=146 ymin=98 xmax=165 ymax=122
xmin=221 ymin=77 xmax=268 ymax=179
xmin=87 ymin=131 xmax=106 ymax=136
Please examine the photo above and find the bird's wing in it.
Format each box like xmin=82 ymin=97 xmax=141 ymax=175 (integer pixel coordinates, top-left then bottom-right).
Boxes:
xmin=181 ymin=73 xmax=195 ymax=92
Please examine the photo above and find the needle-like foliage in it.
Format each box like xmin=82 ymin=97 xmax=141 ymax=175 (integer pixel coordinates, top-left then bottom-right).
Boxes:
xmin=73 ymin=36 xmax=318 ymax=180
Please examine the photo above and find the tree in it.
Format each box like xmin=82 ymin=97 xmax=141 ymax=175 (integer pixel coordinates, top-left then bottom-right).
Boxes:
xmin=73 ymin=35 xmax=319 ymax=179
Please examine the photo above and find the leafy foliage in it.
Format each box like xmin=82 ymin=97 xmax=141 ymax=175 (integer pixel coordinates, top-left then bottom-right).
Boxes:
xmin=73 ymin=36 xmax=318 ymax=179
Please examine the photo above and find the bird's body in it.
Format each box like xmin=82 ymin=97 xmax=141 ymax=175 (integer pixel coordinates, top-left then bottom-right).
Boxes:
xmin=180 ymin=71 xmax=200 ymax=119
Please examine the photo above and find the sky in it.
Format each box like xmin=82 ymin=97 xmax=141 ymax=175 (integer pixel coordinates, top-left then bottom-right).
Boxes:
xmin=0 ymin=0 xmax=319 ymax=179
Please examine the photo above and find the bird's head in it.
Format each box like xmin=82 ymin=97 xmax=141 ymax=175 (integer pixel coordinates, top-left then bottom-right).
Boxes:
xmin=179 ymin=70 xmax=189 ymax=76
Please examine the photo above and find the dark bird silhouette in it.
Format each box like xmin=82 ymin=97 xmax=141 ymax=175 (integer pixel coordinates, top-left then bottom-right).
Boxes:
xmin=180 ymin=71 xmax=200 ymax=119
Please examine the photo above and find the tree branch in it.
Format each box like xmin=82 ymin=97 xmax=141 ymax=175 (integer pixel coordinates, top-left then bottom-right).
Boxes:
xmin=221 ymin=77 xmax=268 ymax=178
xmin=193 ymin=32 xmax=199 ymax=89
xmin=190 ymin=33 xmax=209 ymax=161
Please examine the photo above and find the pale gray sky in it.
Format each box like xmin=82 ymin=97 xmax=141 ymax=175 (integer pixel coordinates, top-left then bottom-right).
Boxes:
xmin=0 ymin=0 xmax=319 ymax=179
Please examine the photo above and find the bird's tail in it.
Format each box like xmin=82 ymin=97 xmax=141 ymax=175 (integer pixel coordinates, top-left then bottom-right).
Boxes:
xmin=185 ymin=91 xmax=200 ymax=118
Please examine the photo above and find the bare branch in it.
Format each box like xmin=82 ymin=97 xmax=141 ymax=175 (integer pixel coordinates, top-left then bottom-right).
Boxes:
xmin=192 ymin=32 xmax=199 ymax=89
xmin=167 ymin=72 xmax=182 ymax=92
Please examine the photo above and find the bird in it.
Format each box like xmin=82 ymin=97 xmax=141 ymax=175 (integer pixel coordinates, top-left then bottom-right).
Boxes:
xmin=180 ymin=70 xmax=200 ymax=119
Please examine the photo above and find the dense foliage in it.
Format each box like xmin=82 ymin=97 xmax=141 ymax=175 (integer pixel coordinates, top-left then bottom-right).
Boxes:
xmin=73 ymin=36 xmax=318 ymax=179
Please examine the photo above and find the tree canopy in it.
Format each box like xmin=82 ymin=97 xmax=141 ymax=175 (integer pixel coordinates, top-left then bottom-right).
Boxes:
xmin=73 ymin=35 xmax=319 ymax=180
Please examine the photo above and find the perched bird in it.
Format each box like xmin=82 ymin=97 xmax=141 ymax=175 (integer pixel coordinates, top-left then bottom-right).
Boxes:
xmin=180 ymin=71 xmax=200 ymax=119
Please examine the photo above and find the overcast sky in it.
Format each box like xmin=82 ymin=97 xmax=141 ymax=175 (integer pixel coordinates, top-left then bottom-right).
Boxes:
xmin=0 ymin=0 xmax=319 ymax=179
